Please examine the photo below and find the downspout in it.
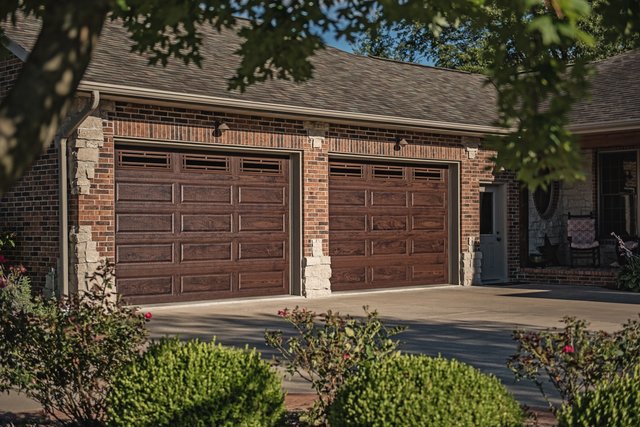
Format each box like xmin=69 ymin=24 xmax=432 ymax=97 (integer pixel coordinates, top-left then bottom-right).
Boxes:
xmin=55 ymin=90 xmax=100 ymax=296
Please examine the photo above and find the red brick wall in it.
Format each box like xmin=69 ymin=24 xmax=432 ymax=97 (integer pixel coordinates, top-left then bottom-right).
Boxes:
xmin=0 ymin=144 xmax=59 ymax=289
xmin=78 ymin=101 xmax=519 ymax=283
xmin=0 ymin=56 xmax=22 ymax=100
xmin=0 ymin=55 xmax=60 ymax=290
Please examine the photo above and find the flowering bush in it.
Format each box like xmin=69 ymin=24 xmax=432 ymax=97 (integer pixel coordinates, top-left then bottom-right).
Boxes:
xmin=0 ymin=262 xmax=149 ymax=425
xmin=508 ymin=316 xmax=640 ymax=413
xmin=265 ymin=306 xmax=405 ymax=425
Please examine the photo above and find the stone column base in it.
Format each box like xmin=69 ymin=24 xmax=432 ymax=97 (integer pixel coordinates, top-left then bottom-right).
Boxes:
xmin=461 ymin=251 xmax=483 ymax=286
xmin=302 ymin=255 xmax=332 ymax=298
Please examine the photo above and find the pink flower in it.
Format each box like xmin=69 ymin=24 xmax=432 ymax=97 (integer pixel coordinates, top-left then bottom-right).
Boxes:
xmin=562 ymin=345 xmax=575 ymax=354
xmin=0 ymin=276 xmax=6 ymax=289
xmin=144 ymin=312 xmax=152 ymax=320
xmin=277 ymin=309 xmax=289 ymax=317
xmin=0 ymin=255 xmax=6 ymax=264
xmin=343 ymin=353 xmax=350 ymax=360
xmin=18 ymin=265 xmax=27 ymax=274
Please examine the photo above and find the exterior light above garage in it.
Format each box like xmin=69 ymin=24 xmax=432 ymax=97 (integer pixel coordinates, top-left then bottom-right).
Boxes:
xmin=212 ymin=120 xmax=230 ymax=137
xmin=394 ymin=137 xmax=409 ymax=151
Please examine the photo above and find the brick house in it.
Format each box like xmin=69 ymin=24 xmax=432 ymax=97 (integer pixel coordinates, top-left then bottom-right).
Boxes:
xmin=1 ymin=18 xmax=635 ymax=303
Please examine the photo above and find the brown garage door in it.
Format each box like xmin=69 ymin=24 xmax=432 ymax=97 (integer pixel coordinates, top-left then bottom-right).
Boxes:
xmin=329 ymin=160 xmax=448 ymax=291
xmin=115 ymin=147 xmax=290 ymax=304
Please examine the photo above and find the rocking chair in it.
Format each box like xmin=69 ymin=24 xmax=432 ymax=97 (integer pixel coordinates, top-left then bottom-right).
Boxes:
xmin=567 ymin=212 xmax=600 ymax=267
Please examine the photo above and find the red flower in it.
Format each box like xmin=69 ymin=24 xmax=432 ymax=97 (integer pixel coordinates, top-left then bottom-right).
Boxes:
xmin=343 ymin=353 xmax=350 ymax=360
xmin=144 ymin=312 xmax=152 ymax=320
xmin=277 ymin=309 xmax=289 ymax=317
xmin=562 ymin=345 xmax=575 ymax=354
xmin=0 ymin=255 xmax=6 ymax=264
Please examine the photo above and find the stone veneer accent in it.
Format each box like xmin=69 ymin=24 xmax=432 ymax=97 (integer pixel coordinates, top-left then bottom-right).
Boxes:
xmin=67 ymin=106 xmax=114 ymax=292
xmin=460 ymin=237 xmax=483 ymax=286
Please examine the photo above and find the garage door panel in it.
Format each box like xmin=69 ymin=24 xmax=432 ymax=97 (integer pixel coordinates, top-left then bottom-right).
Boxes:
xmin=371 ymin=265 xmax=408 ymax=282
xmin=330 ymin=161 xmax=448 ymax=291
xmin=181 ymin=184 xmax=232 ymax=204
xmin=330 ymin=240 xmax=367 ymax=257
xmin=330 ymin=189 xmax=366 ymax=206
xmin=239 ymin=242 xmax=285 ymax=260
xmin=331 ymin=266 xmax=367 ymax=284
xmin=412 ymin=239 xmax=446 ymax=254
xmin=412 ymin=191 xmax=446 ymax=208
xmin=181 ymin=274 xmax=232 ymax=293
xmin=412 ymin=216 xmax=446 ymax=231
xmin=370 ymin=191 xmax=407 ymax=207
xmin=239 ymin=186 xmax=285 ymax=205
xmin=117 ymin=244 xmax=174 ymax=264
xmin=117 ymin=213 xmax=174 ymax=233
xmin=371 ymin=239 xmax=407 ymax=255
xmin=118 ymin=276 xmax=173 ymax=297
xmin=180 ymin=243 xmax=232 ymax=262
xmin=239 ymin=215 xmax=285 ymax=232
xmin=411 ymin=265 xmax=446 ymax=281
xmin=116 ymin=148 xmax=290 ymax=303
xmin=239 ymin=271 xmax=286 ymax=290
xmin=117 ymin=182 xmax=174 ymax=203
xmin=331 ymin=215 xmax=367 ymax=231
xmin=180 ymin=214 xmax=232 ymax=233
xmin=371 ymin=216 xmax=407 ymax=231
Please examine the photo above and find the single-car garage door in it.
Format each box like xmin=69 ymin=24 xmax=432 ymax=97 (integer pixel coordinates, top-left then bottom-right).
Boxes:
xmin=115 ymin=147 xmax=290 ymax=304
xmin=329 ymin=160 xmax=449 ymax=291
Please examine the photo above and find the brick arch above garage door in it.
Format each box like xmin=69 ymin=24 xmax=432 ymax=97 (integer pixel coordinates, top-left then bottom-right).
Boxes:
xmin=329 ymin=160 xmax=449 ymax=291
xmin=115 ymin=147 xmax=290 ymax=304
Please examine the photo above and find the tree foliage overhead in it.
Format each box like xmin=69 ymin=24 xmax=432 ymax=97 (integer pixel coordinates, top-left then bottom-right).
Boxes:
xmin=0 ymin=0 xmax=639 ymax=194
xmin=353 ymin=0 xmax=640 ymax=72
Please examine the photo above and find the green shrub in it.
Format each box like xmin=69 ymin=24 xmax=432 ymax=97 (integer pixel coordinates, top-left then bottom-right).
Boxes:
xmin=617 ymin=255 xmax=640 ymax=292
xmin=558 ymin=367 xmax=640 ymax=427
xmin=328 ymin=354 xmax=523 ymax=427
xmin=0 ymin=262 xmax=148 ymax=426
xmin=107 ymin=338 xmax=285 ymax=427
xmin=265 ymin=306 xmax=405 ymax=425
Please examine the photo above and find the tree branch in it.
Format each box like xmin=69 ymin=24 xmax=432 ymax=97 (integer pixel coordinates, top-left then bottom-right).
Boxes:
xmin=0 ymin=3 xmax=109 ymax=195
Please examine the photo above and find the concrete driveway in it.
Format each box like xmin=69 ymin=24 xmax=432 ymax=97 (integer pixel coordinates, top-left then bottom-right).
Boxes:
xmin=145 ymin=283 xmax=640 ymax=408
xmin=2 ymin=283 xmax=640 ymax=412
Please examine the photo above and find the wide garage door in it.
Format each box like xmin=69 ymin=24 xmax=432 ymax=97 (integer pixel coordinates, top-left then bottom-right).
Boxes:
xmin=329 ymin=160 xmax=449 ymax=291
xmin=115 ymin=147 xmax=290 ymax=304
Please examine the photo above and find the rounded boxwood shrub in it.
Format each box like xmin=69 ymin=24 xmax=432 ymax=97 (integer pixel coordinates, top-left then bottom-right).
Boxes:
xmin=328 ymin=355 xmax=523 ymax=427
xmin=107 ymin=338 xmax=284 ymax=427
xmin=557 ymin=368 xmax=640 ymax=427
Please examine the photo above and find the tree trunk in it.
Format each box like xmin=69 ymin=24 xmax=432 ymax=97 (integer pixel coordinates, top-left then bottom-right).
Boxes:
xmin=0 ymin=3 xmax=109 ymax=196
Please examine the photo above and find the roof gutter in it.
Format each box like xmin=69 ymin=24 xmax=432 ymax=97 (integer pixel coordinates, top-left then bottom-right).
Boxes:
xmin=55 ymin=90 xmax=101 ymax=296
xmin=570 ymin=119 xmax=640 ymax=135
xmin=77 ymin=81 xmax=509 ymax=136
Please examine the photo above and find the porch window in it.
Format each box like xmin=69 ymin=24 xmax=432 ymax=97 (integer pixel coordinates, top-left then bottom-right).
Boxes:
xmin=599 ymin=151 xmax=638 ymax=238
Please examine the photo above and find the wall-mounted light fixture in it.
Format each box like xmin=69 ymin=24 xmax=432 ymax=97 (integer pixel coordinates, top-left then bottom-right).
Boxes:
xmin=212 ymin=120 xmax=230 ymax=137
xmin=394 ymin=137 xmax=408 ymax=151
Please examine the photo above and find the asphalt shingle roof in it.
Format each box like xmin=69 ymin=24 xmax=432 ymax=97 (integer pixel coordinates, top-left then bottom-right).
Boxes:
xmin=5 ymin=17 xmax=639 ymax=130
xmin=569 ymin=49 xmax=640 ymax=126
xmin=5 ymin=17 xmax=498 ymax=128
